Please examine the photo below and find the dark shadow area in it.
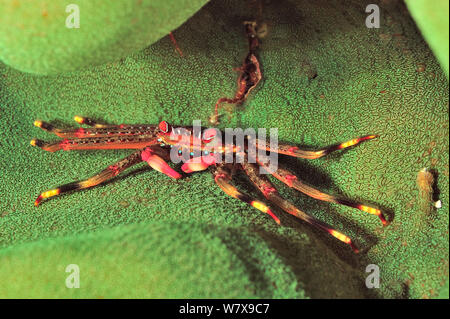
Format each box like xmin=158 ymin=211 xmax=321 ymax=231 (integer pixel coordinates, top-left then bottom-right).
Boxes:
xmin=429 ymin=168 xmax=441 ymax=205
xmin=211 ymin=222 xmax=376 ymax=298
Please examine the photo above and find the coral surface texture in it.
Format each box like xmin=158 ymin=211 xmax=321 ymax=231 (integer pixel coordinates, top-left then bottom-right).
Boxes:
xmin=0 ymin=0 xmax=448 ymax=298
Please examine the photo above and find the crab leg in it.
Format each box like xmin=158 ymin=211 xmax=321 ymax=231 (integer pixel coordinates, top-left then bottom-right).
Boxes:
xmin=30 ymin=138 xmax=64 ymax=152
xmin=33 ymin=120 xmax=64 ymax=136
xmin=241 ymin=159 xmax=359 ymax=253
xmin=180 ymin=153 xmax=218 ymax=173
xmin=258 ymin=162 xmax=388 ymax=226
xmin=30 ymin=134 xmax=159 ymax=152
xmin=254 ymin=135 xmax=378 ymax=159
xmin=34 ymin=150 xmax=143 ymax=206
xmin=211 ymin=164 xmax=280 ymax=224
xmin=34 ymin=118 xmax=158 ymax=139
xmin=73 ymin=116 xmax=110 ymax=128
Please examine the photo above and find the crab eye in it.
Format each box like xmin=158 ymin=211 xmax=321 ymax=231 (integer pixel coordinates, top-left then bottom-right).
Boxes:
xmin=158 ymin=121 xmax=171 ymax=133
xmin=202 ymin=128 xmax=217 ymax=143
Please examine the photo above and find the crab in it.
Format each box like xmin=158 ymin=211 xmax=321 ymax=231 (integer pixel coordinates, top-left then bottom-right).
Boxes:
xmin=31 ymin=116 xmax=388 ymax=253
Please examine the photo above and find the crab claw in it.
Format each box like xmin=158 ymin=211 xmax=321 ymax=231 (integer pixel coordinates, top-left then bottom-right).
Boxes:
xmin=181 ymin=155 xmax=217 ymax=173
xmin=142 ymin=148 xmax=181 ymax=179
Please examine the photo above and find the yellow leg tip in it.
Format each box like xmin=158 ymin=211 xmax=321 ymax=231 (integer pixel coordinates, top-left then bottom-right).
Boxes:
xmin=30 ymin=139 xmax=37 ymax=146
xmin=33 ymin=120 xmax=42 ymax=128
xmin=42 ymin=189 xmax=60 ymax=198
xmin=74 ymin=116 xmax=84 ymax=124
xmin=329 ymin=229 xmax=352 ymax=244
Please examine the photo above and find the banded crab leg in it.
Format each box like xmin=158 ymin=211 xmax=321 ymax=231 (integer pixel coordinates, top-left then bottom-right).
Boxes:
xmin=210 ymin=163 xmax=280 ymax=224
xmin=253 ymin=135 xmax=378 ymax=159
xmin=33 ymin=145 xmax=178 ymax=206
xmin=258 ymin=161 xmax=388 ymax=226
xmin=30 ymin=135 xmax=159 ymax=152
xmin=33 ymin=118 xmax=158 ymax=139
xmin=241 ymin=158 xmax=359 ymax=253
xmin=34 ymin=149 xmax=144 ymax=206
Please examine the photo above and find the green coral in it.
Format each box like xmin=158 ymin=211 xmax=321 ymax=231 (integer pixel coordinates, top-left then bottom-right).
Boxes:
xmin=0 ymin=221 xmax=306 ymax=298
xmin=436 ymin=277 xmax=449 ymax=299
xmin=0 ymin=0 xmax=448 ymax=298
xmin=405 ymin=0 xmax=449 ymax=78
xmin=0 ymin=0 xmax=207 ymax=75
